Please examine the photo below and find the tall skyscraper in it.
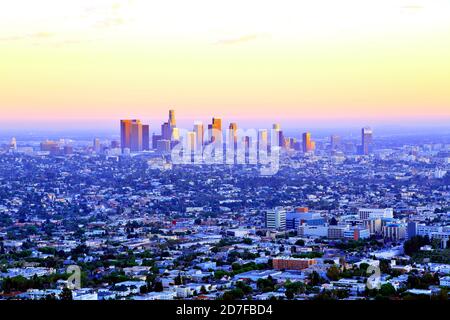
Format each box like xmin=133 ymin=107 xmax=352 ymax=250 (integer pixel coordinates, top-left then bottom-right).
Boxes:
xmin=169 ymin=109 xmax=176 ymax=128
xmin=244 ymin=136 xmax=252 ymax=161
xmin=161 ymin=122 xmax=171 ymax=140
xmin=302 ymin=132 xmax=314 ymax=153
xmin=121 ymin=119 xmax=144 ymax=152
xmin=207 ymin=124 xmax=213 ymax=142
xmin=93 ymin=138 xmax=101 ymax=153
xmin=120 ymin=120 xmax=132 ymax=151
xmin=186 ymin=131 xmax=196 ymax=154
xmin=330 ymin=134 xmax=341 ymax=151
xmin=171 ymin=127 xmax=180 ymax=141
xmin=152 ymin=134 xmax=162 ymax=149
xmin=156 ymin=140 xmax=171 ymax=153
xmin=283 ymin=137 xmax=291 ymax=149
xmin=228 ymin=123 xmax=238 ymax=149
xmin=167 ymin=109 xmax=179 ymax=142
xmin=272 ymin=124 xmax=283 ymax=147
xmin=142 ymin=125 xmax=150 ymax=151
xmin=193 ymin=122 xmax=204 ymax=151
xmin=130 ymin=120 xmax=143 ymax=152
xmin=361 ymin=127 xmax=373 ymax=155
xmin=10 ymin=137 xmax=17 ymax=151
xmin=258 ymin=129 xmax=268 ymax=149
xmin=211 ymin=117 xmax=222 ymax=143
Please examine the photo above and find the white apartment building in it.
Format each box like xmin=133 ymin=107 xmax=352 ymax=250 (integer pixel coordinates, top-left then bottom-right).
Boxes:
xmin=265 ymin=208 xmax=286 ymax=230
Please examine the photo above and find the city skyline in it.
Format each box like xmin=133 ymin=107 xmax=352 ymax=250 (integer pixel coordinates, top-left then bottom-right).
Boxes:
xmin=1 ymin=0 xmax=450 ymax=307
xmin=1 ymin=118 xmax=450 ymax=143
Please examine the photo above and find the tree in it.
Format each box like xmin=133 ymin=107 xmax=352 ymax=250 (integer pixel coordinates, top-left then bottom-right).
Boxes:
xmin=214 ymin=270 xmax=230 ymax=280
xmin=200 ymin=285 xmax=207 ymax=294
xmin=432 ymin=289 xmax=448 ymax=301
xmin=313 ymin=291 xmax=336 ymax=300
xmin=174 ymin=273 xmax=184 ymax=285
xmin=59 ymin=287 xmax=73 ymax=300
xmin=334 ymin=289 xmax=349 ymax=299
xmin=379 ymin=259 xmax=391 ymax=274
xmin=223 ymin=288 xmax=245 ymax=300
xmin=236 ymin=281 xmax=252 ymax=295
xmin=140 ymin=285 xmax=148 ymax=294
xmin=379 ymin=283 xmax=396 ymax=297
xmin=309 ymin=271 xmax=323 ymax=286
xmin=404 ymin=236 xmax=430 ymax=256
xmin=284 ymin=280 xmax=305 ymax=299
xmin=285 ymin=289 xmax=295 ymax=300
xmin=326 ymin=265 xmax=340 ymax=281
xmin=257 ymin=276 xmax=276 ymax=292
xmin=154 ymin=281 xmax=164 ymax=292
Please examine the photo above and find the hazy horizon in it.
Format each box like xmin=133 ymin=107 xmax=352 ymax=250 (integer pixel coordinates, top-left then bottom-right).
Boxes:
xmin=1 ymin=116 xmax=449 ymax=141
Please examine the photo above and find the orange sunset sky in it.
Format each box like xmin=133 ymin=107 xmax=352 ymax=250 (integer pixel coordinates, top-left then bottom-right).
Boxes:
xmin=0 ymin=0 xmax=449 ymax=128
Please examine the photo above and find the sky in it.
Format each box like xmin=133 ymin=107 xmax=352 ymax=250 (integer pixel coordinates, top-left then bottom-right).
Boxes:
xmin=0 ymin=0 xmax=449 ymax=130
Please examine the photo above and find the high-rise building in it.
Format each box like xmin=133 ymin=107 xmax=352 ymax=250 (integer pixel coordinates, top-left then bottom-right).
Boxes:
xmin=407 ymin=221 xmax=418 ymax=240
xmin=258 ymin=129 xmax=268 ymax=151
xmin=161 ymin=122 xmax=171 ymax=140
xmin=243 ymin=135 xmax=252 ymax=154
xmin=228 ymin=123 xmax=238 ymax=150
xmin=211 ymin=117 xmax=222 ymax=143
xmin=130 ymin=120 xmax=143 ymax=152
xmin=382 ymin=224 xmax=406 ymax=241
xmin=265 ymin=208 xmax=286 ymax=230
xmin=207 ymin=124 xmax=213 ymax=143
xmin=171 ymin=127 xmax=180 ymax=141
xmin=289 ymin=138 xmax=301 ymax=151
xmin=9 ymin=137 xmax=17 ymax=151
xmin=40 ymin=140 xmax=59 ymax=153
xmin=186 ymin=131 xmax=196 ymax=154
xmin=120 ymin=120 xmax=132 ymax=151
xmin=156 ymin=139 xmax=171 ymax=153
xmin=283 ymin=137 xmax=291 ymax=149
xmin=364 ymin=218 xmax=382 ymax=235
xmin=361 ymin=127 xmax=373 ymax=155
xmin=169 ymin=109 xmax=176 ymax=128
xmin=121 ymin=119 xmax=145 ymax=152
xmin=193 ymin=122 xmax=204 ymax=151
xmin=93 ymin=138 xmax=101 ymax=153
xmin=302 ymin=132 xmax=315 ymax=153
xmin=272 ymin=124 xmax=283 ymax=147
xmin=142 ymin=125 xmax=150 ymax=151
xmin=330 ymin=135 xmax=341 ymax=150
xmin=152 ymin=134 xmax=162 ymax=149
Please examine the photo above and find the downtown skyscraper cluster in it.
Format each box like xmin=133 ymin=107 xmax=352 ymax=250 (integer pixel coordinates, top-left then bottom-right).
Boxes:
xmin=120 ymin=119 xmax=150 ymax=152
xmin=120 ymin=109 xmax=373 ymax=157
